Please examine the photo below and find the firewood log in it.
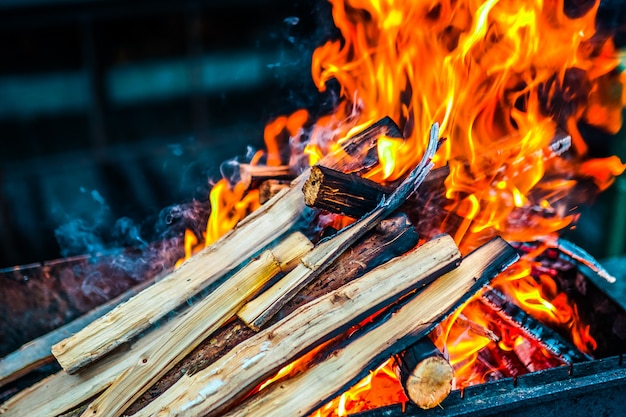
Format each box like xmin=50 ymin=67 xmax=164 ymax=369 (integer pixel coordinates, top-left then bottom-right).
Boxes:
xmin=223 ymin=237 xmax=518 ymax=417
xmin=258 ymin=180 xmax=290 ymax=204
xmin=80 ymin=232 xmax=312 ymax=417
xmin=394 ymin=338 xmax=454 ymax=410
xmin=134 ymin=234 xmax=461 ymax=417
xmin=51 ymin=116 xmax=398 ymax=374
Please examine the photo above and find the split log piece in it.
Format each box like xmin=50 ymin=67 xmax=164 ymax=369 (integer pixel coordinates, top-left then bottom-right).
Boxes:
xmin=51 ymin=116 xmax=393 ymax=374
xmin=480 ymin=288 xmax=592 ymax=363
xmin=81 ymin=232 xmax=313 ymax=417
xmin=236 ymin=123 xmax=440 ymax=330
xmin=134 ymin=233 xmax=461 ymax=417
xmin=303 ymin=165 xmax=453 ymax=219
xmin=303 ymin=165 xmax=388 ymax=218
xmin=0 ymin=214 xmax=416 ymax=417
xmin=271 ymin=213 xmax=419 ymax=323
xmin=0 ymin=277 xmax=155 ymax=389
xmin=259 ymin=180 xmax=291 ymax=204
xmin=394 ymin=338 xmax=454 ymax=410
xmin=224 ymin=237 xmax=519 ymax=417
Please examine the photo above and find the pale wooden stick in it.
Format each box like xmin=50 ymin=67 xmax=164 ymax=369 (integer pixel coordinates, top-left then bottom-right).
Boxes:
xmin=224 ymin=237 xmax=518 ymax=417
xmin=81 ymin=233 xmax=312 ymax=417
xmin=134 ymin=234 xmax=460 ymax=417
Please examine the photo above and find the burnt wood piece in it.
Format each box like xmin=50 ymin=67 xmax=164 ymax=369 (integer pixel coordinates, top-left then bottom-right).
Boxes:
xmin=239 ymin=164 xmax=293 ymax=190
xmin=303 ymin=165 xmax=451 ymax=220
xmin=303 ymin=165 xmax=388 ymax=218
xmin=223 ymin=237 xmax=518 ymax=417
xmin=395 ymin=338 xmax=454 ymax=409
xmin=480 ymin=288 xmax=592 ymax=363
xmin=135 ymin=235 xmax=461 ymax=417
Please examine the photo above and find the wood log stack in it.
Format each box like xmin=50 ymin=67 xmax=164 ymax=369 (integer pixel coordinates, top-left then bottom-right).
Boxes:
xmin=0 ymin=119 xmax=521 ymax=417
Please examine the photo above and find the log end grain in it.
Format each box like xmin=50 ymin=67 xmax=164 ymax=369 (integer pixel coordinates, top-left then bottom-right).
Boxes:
xmin=404 ymin=355 xmax=453 ymax=409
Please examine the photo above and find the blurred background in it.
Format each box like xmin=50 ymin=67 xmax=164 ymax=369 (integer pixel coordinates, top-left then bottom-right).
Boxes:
xmin=0 ymin=0 xmax=625 ymax=270
xmin=0 ymin=0 xmax=337 ymax=267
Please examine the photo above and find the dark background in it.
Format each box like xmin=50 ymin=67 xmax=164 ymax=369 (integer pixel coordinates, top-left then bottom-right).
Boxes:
xmin=0 ymin=0 xmax=338 ymax=267
xmin=0 ymin=0 xmax=625 ymax=268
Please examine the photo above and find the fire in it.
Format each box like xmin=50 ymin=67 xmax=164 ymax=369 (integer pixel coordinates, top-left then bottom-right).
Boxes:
xmin=175 ymin=0 xmax=626 ymax=414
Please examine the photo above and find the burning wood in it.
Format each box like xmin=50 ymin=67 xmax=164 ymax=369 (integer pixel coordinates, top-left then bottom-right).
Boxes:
xmin=222 ymin=238 xmax=518 ymax=417
xmin=259 ymin=180 xmax=291 ymax=204
xmin=134 ymin=234 xmax=462 ymax=417
xmin=394 ymin=338 xmax=454 ymax=410
xmin=303 ymin=164 xmax=388 ymax=218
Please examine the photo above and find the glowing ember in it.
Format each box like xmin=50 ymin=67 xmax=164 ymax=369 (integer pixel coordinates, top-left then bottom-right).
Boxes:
xmin=176 ymin=0 xmax=626 ymax=414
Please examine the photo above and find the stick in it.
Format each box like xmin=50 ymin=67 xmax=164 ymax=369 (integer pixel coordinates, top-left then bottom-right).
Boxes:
xmin=394 ymin=338 xmax=453 ymax=410
xmin=323 ymin=116 xmax=403 ymax=174
xmin=51 ymin=117 xmax=394 ymax=374
xmin=0 ymin=278 xmax=155 ymax=389
xmin=237 ymin=123 xmax=440 ymax=330
xmin=224 ymin=237 xmax=518 ymax=417
xmin=81 ymin=233 xmax=312 ymax=417
xmin=134 ymin=234 xmax=461 ymax=417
